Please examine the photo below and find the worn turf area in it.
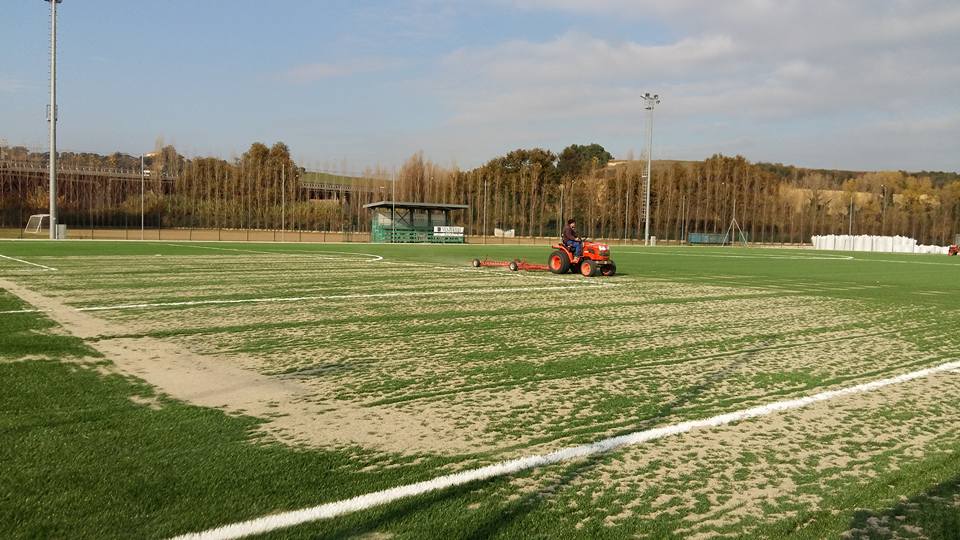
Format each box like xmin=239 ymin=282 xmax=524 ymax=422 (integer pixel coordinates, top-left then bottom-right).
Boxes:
xmin=2 ymin=239 xmax=959 ymax=539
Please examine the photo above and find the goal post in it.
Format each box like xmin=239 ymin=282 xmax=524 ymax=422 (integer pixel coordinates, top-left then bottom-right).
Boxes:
xmin=24 ymin=214 xmax=51 ymax=235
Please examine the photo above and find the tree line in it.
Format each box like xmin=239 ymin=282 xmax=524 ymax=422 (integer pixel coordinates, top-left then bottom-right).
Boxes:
xmin=1 ymin=141 xmax=958 ymax=245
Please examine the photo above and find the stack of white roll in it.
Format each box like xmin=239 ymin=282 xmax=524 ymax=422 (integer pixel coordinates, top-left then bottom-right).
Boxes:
xmin=811 ymin=234 xmax=949 ymax=255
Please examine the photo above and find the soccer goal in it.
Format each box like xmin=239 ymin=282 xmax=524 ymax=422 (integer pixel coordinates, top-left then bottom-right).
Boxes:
xmin=24 ymin=214 xmax=51 ymax=235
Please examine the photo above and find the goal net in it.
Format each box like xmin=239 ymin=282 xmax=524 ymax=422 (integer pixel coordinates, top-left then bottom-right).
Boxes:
xmin=24 ymin=214 xmax=50 ymax=235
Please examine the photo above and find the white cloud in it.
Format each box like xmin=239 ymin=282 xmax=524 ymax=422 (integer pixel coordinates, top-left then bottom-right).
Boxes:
xmin=444 ymin=32 xmax=737 ymax=83
xmin=437 ymin=31 xmax=745 ymax=128
xmin=423 ymin=0 xmax=960 ymax=170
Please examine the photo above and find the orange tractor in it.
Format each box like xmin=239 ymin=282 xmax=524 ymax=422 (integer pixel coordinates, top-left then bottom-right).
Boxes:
xmin=548 ymin=240 xmax=616 ymax=276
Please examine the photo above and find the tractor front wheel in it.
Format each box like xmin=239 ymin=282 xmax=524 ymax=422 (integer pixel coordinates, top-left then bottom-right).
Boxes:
xmin=472 ymin=258 xmax=481 ymax=268
xmin=548 ymin=251 xmax=570 ymax=274
xmin=580 ymin=259 xmax=598 ymax=277
xmin=601 ymin=261 xmax=617 ymax=277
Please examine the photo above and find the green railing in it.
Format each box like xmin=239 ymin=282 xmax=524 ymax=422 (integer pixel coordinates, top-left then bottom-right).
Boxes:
xmin=370 ymin=224 xmax=464 ymax=243
xmin=687 ymin=232 xmax=750 ymax=245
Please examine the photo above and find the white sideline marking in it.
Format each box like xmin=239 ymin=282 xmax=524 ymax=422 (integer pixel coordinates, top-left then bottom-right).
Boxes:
xmin=172 ymin=360 xmax=960 ymax=540
xmin=855 ymin=257 xmax=960 ymax=267
xmin=618 ymin=251 xmax=854 ymax=261
xmin=458 ymin=267 xmax=614 ymax=285
xmin=164 ymin=243 xmax=384 ymax=262
xmin=77 ymin=284 xmax=598 ymax=312
xmin=0 ymin=254 xmax=58 ymax=271
xmin=0 ymin=309 xmax=42 ymax=314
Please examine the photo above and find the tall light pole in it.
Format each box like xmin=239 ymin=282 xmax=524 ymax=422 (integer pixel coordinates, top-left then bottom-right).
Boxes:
xmin=558 ymin=183 xmax=564 ymax=239
xmin=140 ymin=152 xmax=157 ymax=240
xmin=848 ymin=195 xmax=854 ymax=235
xmin=378 ymin=184 xmax=386 ymax=241
xmin=140 ymin=153 xmax=145 ymax=240
xmin=624 ymin=183 xmax=630 ymax=244
xmin=483 ymin=177 xmax=488 ymax=244
xmin=880 ymin=184 xmax=886 ymax=235
xmin=642 ymin=92 xmax=660 ymax=246
xmin=45 ymin=0 xmax=63 ymax=240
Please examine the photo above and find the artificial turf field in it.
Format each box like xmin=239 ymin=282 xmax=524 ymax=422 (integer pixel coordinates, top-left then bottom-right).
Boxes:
xmin=2 ymin=239 xmax=960 ymax=539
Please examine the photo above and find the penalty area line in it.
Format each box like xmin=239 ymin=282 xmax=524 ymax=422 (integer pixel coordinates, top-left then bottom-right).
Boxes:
xmin=162 ymin=243 xmax=385 ymax=262
xmin=170 ymin=359 xmax=960 ymax=540
xmin=0 ymin=254 xmax=58 ymax=271
xmin=77 ymin=284 xmax=602 ymax=312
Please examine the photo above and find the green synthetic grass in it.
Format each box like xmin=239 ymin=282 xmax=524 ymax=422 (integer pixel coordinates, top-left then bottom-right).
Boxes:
xmin=0 ymin=290 xmax=96 ymax=360
xmin=0 ymin=359 xmax=464 ymax=539
xmin=2 ymin=239 xmax=960 ymax=538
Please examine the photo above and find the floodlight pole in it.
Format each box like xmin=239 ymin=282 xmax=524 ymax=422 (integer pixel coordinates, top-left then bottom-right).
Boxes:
xmin=642 ymin=92 xmax=660 ymax=246
xmin=848 ymin=196 xmax=854 ymax=235
xmin=558 ymin=183 xmax=563 ymax=239
xmin=483 ymin=177 xmax=488 ymax=244
xmin=46 ymin=0 xmax=62 ymax=240
xmin=392 ymin=179 xmax=396 ymax=243
xmin=140 ymin=154 xmax=145 ymax=240
xmin=281 ymin=165 xmax=285 ymax=242
xmin=880 ymin=184 xmax=886 ymax=235
xmin=624 ymin=186 xmax=629 ymax=244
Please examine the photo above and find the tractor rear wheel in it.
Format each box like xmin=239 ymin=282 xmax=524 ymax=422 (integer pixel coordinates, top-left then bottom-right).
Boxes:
xmin=548 ymin=251 xmax=570 ymax=274
xmin=580 ymin=259 xmax=598 ymax=277
xmin=601 ymin=261 xmax=617 ymax=277
xmin=508 ymin=260 xmax=519 ymax=272
xmin=472 ymin=258 xmax=481 ymax=268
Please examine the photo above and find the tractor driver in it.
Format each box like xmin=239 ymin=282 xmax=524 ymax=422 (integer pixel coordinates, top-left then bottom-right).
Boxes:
xmin=562 ymin=219 xmax=583 ymax=258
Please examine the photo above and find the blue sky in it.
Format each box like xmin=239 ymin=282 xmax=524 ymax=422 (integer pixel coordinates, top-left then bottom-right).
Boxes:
xmin=2 ymin=1 xmax=958 ymax=172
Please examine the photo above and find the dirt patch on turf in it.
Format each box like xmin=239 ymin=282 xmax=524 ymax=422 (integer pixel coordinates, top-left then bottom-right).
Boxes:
xmin=21 ymin=260 xmax=917 ymax=458
xmin=557 ymin=367 xmax=960 ymax=538
xmin=0 ymin=278 xmax=475 ymax=455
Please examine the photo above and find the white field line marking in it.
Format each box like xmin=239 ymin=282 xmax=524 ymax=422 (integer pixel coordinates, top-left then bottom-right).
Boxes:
xmin=0 ymin=238 xmax=452 ymax=248
xmin=163 ymin=243 xmax=384 ymax=262
xmin=385 ymin=259 xmax=612 ymax=286
xmin=172 ymin=360 xmax=960 ymax=540
xmin=854 ymin=257 xmax=960 ymax=267
xmin=380 ymin=258 xmax=614 ymax=286
xmin=457 ymin=266 xmax=615 ymax=285
xmin=0 ymin=308 xmax=42 ymax=314
xmin=0 ymin=254 xmax=58 ymax=271
xmin=76 ymin=284 xmax=597 ymax=312
xmin=388 ymin=258 xmax=615 ymax=286
xmin=617 ymin=250 xmax=854 ymax=261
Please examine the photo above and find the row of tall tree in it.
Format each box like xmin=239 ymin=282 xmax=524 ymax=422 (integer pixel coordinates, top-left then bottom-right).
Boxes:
xmin=2 ymin=142 xmax=958 ymax=245
xmin=388 ymin=149 xmax=960 ymax=245
xmin=0 ymin=142 xmax=338 ymax=232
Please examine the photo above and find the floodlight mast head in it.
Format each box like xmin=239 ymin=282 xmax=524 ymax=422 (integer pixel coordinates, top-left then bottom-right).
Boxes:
xmin=642 ymin=92 xmax=660 ymax=110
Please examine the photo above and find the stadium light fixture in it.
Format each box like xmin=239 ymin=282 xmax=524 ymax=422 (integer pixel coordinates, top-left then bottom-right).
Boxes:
xmin=642 ymin=92 xmax=660 ymax=246
xmin=44 ymin=0 xmax=63 ymax=239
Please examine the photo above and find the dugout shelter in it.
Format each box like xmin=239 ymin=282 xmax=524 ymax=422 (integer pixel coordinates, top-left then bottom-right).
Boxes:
xmin=364 ymin=201 xmax=469 ymax=243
